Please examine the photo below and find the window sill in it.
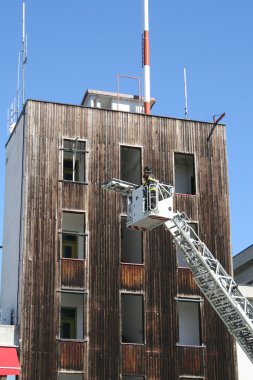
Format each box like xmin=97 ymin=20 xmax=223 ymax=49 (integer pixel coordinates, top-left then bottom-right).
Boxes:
xmin=121 ymin=342 xmax=145 ymax=346
xmin=57 ymin=338 xmax=88 ymax=342
xmin=176 ymin=343 xmax=206 ymax=348
xmin=60 ymin=180 xmax=88 ymax=185
xmin=61 ymin=258 xmax=86 ymax=262
xmin=120 ymin=262 xmax=144 ymax=266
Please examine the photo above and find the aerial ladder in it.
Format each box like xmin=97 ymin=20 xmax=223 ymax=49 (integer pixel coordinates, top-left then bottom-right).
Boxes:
xmin=102 ymin=178 xmax=253 ymax=364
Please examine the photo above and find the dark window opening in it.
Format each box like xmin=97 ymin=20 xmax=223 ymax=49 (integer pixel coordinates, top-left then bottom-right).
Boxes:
xmin=121 ymin=216 xmax=143 ymax=263
xmin=120 ymin=146 xmax=141 ymax=185
xmin=121 ymin=294 xmax=144 ymax=344
xmin=61 ymin=307 xmax=77 ymax=339
xmin=175 ymin=153 xmax=196 ymax=195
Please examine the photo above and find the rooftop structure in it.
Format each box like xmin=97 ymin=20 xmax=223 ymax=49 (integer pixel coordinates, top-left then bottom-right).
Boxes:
xmin=81 ymin=89 xmax=155 ymax=114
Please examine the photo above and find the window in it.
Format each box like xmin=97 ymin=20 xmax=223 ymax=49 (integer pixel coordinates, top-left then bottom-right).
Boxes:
xmin=120 ymin=146 xmax=141 ymax=184
xmin=121 ymin=294 xmax=144 ymax=344
xmin=177 ymin=299 xmax=201 ymax=346
xmin=60 ymin=293 xmax=85 ymax=340
xmin=174 ymin=153 xmax=196 ymax=195
xmin=63 ymin=139 xmax=86 ymax=182
xmin=121 ymin=216 xmax=143 ymax=263
xmin=176 ymin=223 xmax=198 ymax=268
xmin=62 ymin=212 xmax=86 ymax=259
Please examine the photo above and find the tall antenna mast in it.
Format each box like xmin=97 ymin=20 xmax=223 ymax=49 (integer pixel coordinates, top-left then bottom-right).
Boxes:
xmin=16 ymin=52 xmax=21 ymax=117
xmin=22 ymin=0 xmax=27 ymax=106
xmin=143 ymin=0 xmax=151 ymax=115
xmin=184 ymin=67 xmax=188 ymax=119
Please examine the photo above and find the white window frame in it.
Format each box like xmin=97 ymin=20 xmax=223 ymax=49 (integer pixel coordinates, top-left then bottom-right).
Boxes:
xmin=62 ymin=138 xmax=88 ymax=183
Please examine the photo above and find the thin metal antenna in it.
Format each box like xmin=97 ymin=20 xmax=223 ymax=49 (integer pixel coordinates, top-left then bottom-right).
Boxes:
xmin=16 ymin=51 xmax=21 ymax=117
xmin=7 ymin=108 xmax=10 ymax=135
xmin=22 ymin=0 xmax=27 ymax=106
xmin=184 ymin=67 xmax=188 ymax=119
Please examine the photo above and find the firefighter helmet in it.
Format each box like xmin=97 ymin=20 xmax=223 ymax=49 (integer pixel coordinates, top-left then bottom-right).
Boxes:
xmin=144 ymin=166 xmax=152 ymax=173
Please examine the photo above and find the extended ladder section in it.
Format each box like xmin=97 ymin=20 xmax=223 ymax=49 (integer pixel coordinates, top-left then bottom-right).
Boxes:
xmin=102 ymin=178 xmax=253 ymax=363
xmin=165 ymin=214 xmax=253 ymax=363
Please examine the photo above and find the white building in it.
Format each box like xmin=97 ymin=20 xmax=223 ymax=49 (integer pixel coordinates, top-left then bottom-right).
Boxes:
xmin=233 ymin=244 xmax=253 ymax=380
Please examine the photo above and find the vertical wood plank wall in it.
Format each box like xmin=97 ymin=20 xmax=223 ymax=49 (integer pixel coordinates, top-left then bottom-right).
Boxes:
xmin=17 ymin=100 xmax=237 ymax=379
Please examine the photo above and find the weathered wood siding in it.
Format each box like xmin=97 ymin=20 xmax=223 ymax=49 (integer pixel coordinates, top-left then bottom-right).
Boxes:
xmin=58 ymin=340 xmax=87 ymax=372
xmin=120 ymin=264 xmax=145 ymax=291
xmin=61 ymin=259 xmax=86 ymax=289
xmin=18 ymin=100 xmax=237 ymax=379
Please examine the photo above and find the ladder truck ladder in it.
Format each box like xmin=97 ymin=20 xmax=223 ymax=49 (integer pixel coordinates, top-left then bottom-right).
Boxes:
xmin=165 ymin=213 xmax=253 ymax=363
xmin=102 ymin=178 xmax=253 ymax=363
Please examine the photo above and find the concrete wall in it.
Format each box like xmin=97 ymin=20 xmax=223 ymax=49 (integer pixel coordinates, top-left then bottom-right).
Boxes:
xmin=0 ymin=116 xmax=24 ymax=325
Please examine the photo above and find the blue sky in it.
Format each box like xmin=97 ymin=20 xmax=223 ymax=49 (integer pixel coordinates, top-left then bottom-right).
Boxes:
xmin=0 ymin=0 xmax=252 ymax=262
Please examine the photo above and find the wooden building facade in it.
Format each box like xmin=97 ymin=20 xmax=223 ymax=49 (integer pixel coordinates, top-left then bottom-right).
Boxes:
xmin=1 ymin=93 xmax=238 ymax=379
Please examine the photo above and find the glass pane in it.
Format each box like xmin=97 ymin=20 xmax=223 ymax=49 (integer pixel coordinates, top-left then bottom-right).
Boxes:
xmin=61 ymin=307 xmax=76 ymax=339
xmin=62 ymin=234 xmax=78 ymax=259
xmin=63 ymin=159 xmax=73 ymax=181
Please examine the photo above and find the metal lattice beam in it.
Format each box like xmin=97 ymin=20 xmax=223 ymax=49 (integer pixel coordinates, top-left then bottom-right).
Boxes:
xmin=165 ymin=214 xmax=253 ymax=364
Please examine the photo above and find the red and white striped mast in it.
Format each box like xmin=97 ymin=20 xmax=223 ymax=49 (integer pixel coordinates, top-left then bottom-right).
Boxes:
xmin=143 ymin=0 xmax=151 ymax=114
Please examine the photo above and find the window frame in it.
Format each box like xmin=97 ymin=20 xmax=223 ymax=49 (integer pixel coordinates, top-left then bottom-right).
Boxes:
xmin=59 ymin=291 xmax=87 ymax=341
xmin=60 ymin=210 xmax=87 ymax=260
xmin=121 ymin=292 xmax=145 ymax=345
xmin=61 ymin=138 xmax=88 ymax=183
xmin=174 ymin=152 xmax=196 ymax=195
xmin=120 ymin=145 xmax=142 ymax=185
xmin=120 ymin=215 xmax=143 ymax=264
xmin=176 ymin=297 xmax=203 ymax=347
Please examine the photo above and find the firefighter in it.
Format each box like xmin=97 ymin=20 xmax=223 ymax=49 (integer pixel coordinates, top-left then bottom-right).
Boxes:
xmin=143 ymin=166 xmax=158 ymax=211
